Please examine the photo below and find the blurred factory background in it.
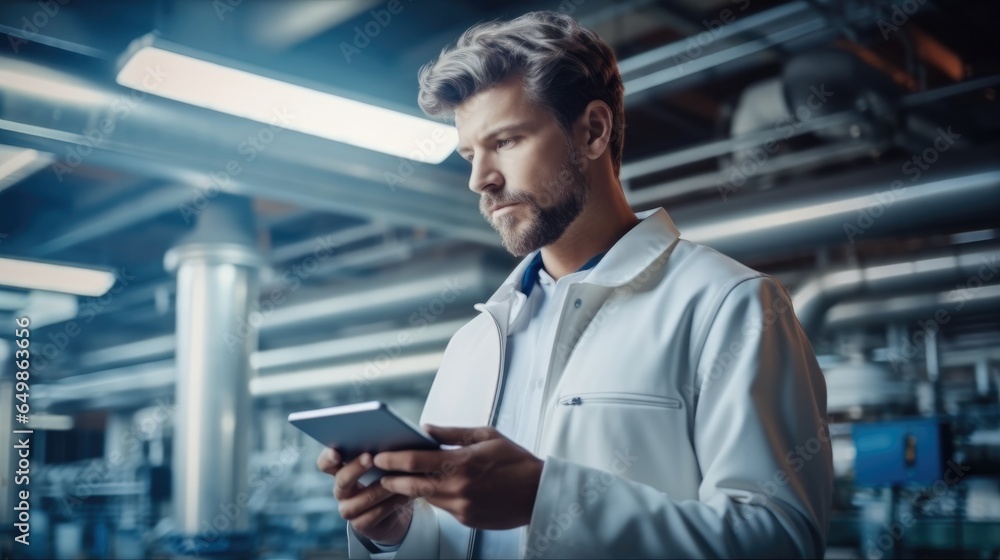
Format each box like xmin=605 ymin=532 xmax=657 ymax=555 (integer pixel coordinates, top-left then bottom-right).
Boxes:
xmin=0 ymin=0 xmax=998 ymax=558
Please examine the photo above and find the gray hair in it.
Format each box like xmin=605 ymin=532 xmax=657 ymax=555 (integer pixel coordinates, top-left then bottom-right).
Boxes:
xmin=417 ymin=10 xmax=625 ymax=176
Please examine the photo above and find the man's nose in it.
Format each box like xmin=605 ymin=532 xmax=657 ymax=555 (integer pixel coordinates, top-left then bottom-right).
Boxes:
xmin=468 ymin=159 xmax=503 ymax=195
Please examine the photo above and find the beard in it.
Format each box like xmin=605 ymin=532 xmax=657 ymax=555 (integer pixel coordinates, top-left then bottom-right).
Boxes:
xmin=480 ymin=149 xmax=589 ymax=257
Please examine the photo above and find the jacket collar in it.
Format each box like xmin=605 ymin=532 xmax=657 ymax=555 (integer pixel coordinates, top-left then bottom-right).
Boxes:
xmin=483 ymin=207 xmax=682 ymax=306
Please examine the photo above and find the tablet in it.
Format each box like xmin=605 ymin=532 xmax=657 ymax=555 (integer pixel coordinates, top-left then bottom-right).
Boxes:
xmin=289 ymin=401 xmax=441 ymax=486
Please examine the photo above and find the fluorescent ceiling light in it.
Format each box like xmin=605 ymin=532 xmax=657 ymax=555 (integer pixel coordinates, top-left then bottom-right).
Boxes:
xmin=116 ymin=34 xmax=458 ymax=163
xmin=0 ymin=257 xmax=116 ymax=297
xmin=0 ymin=145 xmax=53 ymax=194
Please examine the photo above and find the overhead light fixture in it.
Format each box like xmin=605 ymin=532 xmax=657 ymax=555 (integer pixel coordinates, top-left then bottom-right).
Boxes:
xmin=115 ymin=33 xmax=458 ymax=163
xmin=0 ymin=145 xmax=53 ymax=194
xmin=0 ymin=257 xmax=116 ymax=297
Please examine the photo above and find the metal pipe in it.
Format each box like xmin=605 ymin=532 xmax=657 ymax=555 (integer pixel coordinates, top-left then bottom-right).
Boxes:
xmin=670 ymin=156 xmax=1000 ymax=259
xmin=793 ymin=242 xmax=1000 ymax=335
xmin=824 ymin=284 xmax=1000 ymax=330
xmin=63 ymin=254 xmax=503 ymax=376
xmin=252 ymin=318 xmax=465 ymax=373
xmin=624 ymin=134 xmax=875 ymax=203
xmin=168 ymin=242 xmax=261 ymax=550
xmin=164 ymin=196 xmax=263 ymax=557
xmin=617 ymin=2 xmax=814 ymax=77
xmin=621 ymin=111 xmax=861 ymax=181
xmin=625 ymin=19 xmax=829 ymax=98
xmin=32 ymin=320 xmax=469 ymax=410
xmin=262 ymin=255 xmax=497 ymax=331
xmin=268 ymin=223 xmax=387 ymax=264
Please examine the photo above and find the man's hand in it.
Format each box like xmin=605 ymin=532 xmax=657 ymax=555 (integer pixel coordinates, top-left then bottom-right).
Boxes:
xmin=317 ymin=448 xmax=414 ymax=546
xmin=375 ymin=425 xmax=544 ymax=530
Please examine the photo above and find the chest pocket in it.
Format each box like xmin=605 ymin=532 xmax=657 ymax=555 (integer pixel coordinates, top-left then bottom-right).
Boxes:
xmin=542 ymin=389 xmax=694 ymax=497
xmin=557 ymin=391 xmax=682 ymax=409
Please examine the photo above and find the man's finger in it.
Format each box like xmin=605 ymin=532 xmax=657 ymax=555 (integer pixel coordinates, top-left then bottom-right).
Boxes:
xmin=423 ymin=424 xmax=497 ymax=446
xmin=337 ymin=482 xmax=397 ymax=520
xmin=380 ymin=474 xmax=440 ymax=499
xmin=351 ymin=494 xmax=413 ymax=534
xmin=373 ymin=449 xmax=452 ymax=473
xmin=317 ymin=447 xmax=342 ymax=475
xmin=334 ymin=453 xmax=373 ymax=500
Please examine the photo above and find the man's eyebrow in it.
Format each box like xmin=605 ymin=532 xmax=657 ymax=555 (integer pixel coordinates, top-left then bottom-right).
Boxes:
xmin=456 ymin=122 xmax=530 ymax=155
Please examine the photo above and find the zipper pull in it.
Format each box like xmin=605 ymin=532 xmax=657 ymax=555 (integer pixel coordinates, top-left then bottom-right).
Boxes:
xmin=562 ymin=396 xmax=582 ymax=405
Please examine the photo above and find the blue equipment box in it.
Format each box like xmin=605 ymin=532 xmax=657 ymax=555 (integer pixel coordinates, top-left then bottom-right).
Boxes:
xmin=852 ymin=418 xmax=950 ymax=486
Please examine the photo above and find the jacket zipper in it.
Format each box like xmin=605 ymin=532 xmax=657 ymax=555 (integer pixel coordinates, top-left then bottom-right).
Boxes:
xmin=557 ymin=392 xmax=682 ymax=408
xmin=467 ymin=306 xmax=507 ymax=560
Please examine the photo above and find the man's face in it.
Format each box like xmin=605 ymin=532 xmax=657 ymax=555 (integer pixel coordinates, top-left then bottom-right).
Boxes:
xmin=455 ymin=76 xmax=588 ymax=257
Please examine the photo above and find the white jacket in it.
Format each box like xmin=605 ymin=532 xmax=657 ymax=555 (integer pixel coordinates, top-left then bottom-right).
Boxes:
xmin=348 ymin=207 xmax=833 ymax=559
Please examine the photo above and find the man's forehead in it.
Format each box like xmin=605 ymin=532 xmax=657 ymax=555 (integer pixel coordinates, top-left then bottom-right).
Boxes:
xmin=456 ymin=82 xmax=537 ymax=137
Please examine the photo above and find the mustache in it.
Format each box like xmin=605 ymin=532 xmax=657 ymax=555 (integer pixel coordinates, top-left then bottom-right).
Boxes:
xmin=480 ymin=192 xmax=536 ymax=212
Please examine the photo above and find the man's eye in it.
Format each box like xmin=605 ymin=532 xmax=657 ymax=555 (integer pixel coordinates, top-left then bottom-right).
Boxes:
xmin=497 ymin=138 xmax=514 ymax=149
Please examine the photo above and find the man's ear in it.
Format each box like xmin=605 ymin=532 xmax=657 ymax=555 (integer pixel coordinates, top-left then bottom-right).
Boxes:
xmin=575 ymin=100 xmax=613 ymax=162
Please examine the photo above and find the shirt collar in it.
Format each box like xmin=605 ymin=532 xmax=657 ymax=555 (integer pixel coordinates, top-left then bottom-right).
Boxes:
xmin=519 ymin=249 xmax=607 ymax=298
xmin=486 ymin=207 xmax=682 ymax=306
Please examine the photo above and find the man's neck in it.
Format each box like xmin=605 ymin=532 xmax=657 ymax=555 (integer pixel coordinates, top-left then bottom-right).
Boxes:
xmin=539 ymin=191 xmax=640 ymax=281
